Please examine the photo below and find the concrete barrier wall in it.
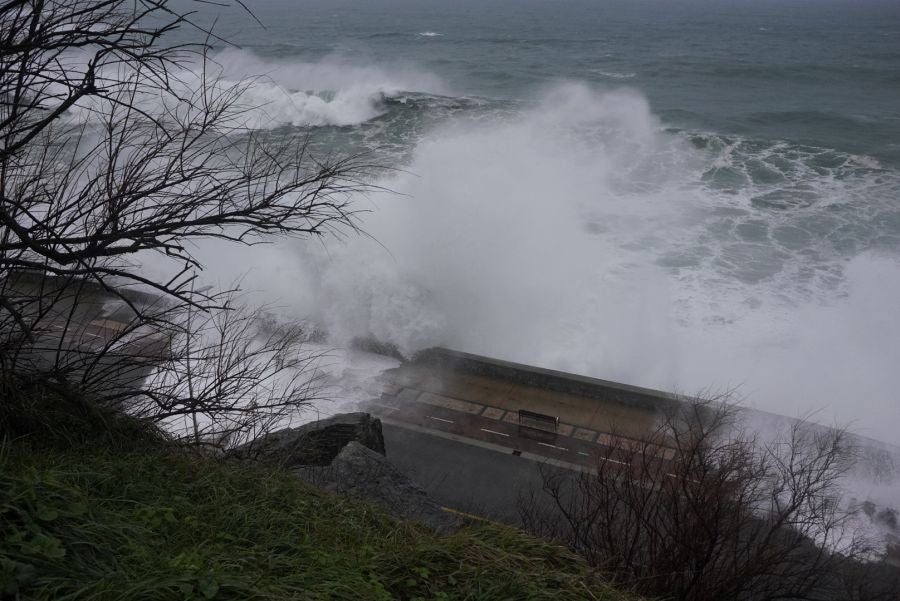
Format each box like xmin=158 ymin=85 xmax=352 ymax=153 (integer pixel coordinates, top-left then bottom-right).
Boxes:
xmin=411 ymin=348 xmax=900 ymax=469
xmin=5 ymin=270 xmax=161 ymax=307
xmin=412 ymin=347 xmax=681 ymax=412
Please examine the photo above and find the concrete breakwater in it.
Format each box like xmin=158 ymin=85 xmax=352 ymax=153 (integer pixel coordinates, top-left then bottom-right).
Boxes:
xmin=411 ymin=347 xmax=683 ymax=413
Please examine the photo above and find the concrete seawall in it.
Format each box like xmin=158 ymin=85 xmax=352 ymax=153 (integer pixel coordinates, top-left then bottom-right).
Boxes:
xmin=408 ymin=347 xmax=900 ymax=470
xmin=412 ymin=347 xmax=681 ymax=413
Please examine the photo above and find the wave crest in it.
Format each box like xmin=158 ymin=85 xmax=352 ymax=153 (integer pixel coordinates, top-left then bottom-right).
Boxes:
xmin=183 ymin=80 xmax=900 ymax=444
xmin=66 ymin=49 xmax=448 ymax=129
xmin=214 ymin=49 xmax=449 ymax=128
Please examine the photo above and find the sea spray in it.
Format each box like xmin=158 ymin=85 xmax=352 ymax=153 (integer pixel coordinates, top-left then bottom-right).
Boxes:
xmin=64 ymin=48 xmax=448 ymax=129
xmin=183 ymin=80 xmax=900 ymax=445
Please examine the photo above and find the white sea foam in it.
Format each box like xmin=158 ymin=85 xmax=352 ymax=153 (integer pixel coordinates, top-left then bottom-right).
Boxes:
xmin=161 ymin=80 xmax=900 ymax=445
xmin=204 ymin=49 xmax=448 ymax=127
xmin=590 ymin=69 xmax=636 ymax=79
xmin=65 ymin=49 xmax=448 ymax=128
xmin=312 ymin=345 xmax=402 ymax=417
xmin=848 ymin=154 xmax=881 ymax=169
xmin=417 ymin=31 xmax=444 ymax=37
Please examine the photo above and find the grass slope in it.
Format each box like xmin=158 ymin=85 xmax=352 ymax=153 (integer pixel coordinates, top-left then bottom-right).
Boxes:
xmin=0 ymin=400 xmax=634 ymax=601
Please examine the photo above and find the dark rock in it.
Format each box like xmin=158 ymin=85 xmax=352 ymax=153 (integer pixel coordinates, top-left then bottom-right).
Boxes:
xmin=297 ymin=441 xmax=462 ymax=533
xmin=234 ymin=412 xmax=457 ymax=532
xmin=236 ymin=412 xmax=385 ymax=467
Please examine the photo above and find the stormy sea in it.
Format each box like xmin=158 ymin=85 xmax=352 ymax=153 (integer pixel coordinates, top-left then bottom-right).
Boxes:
xmin=155 ymin=0 xmax=900 ymax=449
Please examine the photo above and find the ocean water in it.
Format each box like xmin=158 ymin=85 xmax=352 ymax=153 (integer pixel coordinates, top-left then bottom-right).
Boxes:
xmin=165 ymin=0 xmax=900 ymax=443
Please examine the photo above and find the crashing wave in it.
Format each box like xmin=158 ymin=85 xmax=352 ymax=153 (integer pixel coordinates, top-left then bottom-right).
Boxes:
xmin=65 ymin=48 xmax=449 ymax=129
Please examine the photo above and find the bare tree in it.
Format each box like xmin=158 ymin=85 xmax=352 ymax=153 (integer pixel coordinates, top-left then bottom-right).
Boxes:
xmin=135 ymin=296 xmax=330 ymax=449
xmin=0 ymin=0 xmax=371 ymax=341
xmin=0 ymin=1 xmax=371 ymax=442
xmin=0 ymin=268 xmax=328 ymax=449
xmin=520 ymin=399 xmax=899 ymax=601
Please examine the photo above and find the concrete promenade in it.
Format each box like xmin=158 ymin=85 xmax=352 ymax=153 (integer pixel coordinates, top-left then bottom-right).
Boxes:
xmin=356 ymin=348 xmax=683 ymax=519
xmin=361 ymin=348 xmax=676 ymax=470
xmin=362 ymin=349 xmax=900 ymax=526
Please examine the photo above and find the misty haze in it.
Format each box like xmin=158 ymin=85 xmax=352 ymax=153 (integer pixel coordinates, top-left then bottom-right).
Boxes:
xmin=2 ymin=0 xmax=899 ymax=599
xmin=170 ymin=0 xmax=900 ymax=444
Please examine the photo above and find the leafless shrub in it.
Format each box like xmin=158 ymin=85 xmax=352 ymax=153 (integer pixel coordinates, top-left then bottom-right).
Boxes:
xmin=0 ymin=1 xmax=372 ymax=445
xmin=136 ymin=298 xmax=329 ymax=449
xmin=0 ymin=270 xmax=327 ymax=449
xmin=520 ymin=397 xmax=899 ymax=601
xmin=1 ymin=0 xmax=373 ymax=338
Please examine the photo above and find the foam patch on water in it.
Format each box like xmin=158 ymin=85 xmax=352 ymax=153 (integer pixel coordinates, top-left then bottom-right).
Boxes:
xmin=590 ymin=69 xmax=636 ymax=79
xmin=305 ymin=345 xmax=401 ymax=421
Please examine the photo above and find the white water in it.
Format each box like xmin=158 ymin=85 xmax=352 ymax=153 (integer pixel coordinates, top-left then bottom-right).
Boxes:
xmin=90 ymin=46 xmax=894 ymax=447
xmin=65 ymin=49 xmax=447 ymax=128
xmin=184 ymin=76 xmax=900 ymax=447
xmin=199 ymin=49 xmax=449 ymax=127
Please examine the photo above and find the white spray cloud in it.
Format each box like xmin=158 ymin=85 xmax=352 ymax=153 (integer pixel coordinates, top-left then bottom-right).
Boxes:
xmin=173 ymin=79 xmax=900 ymax=446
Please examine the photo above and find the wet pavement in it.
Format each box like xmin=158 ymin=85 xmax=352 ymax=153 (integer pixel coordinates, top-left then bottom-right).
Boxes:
xmin=361 ymin=358 xmax=674 ymax=473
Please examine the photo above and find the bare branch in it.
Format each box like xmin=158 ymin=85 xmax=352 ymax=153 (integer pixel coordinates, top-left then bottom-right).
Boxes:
xmin=519 ymin=396 xmax=899 ymax=601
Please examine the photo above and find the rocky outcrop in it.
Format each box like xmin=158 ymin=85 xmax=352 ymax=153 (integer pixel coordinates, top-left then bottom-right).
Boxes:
xmin=236 ymin=412 xmax=385 ymax=467
xmin=296 ymin=441 xmax=462 ymax=533
xmin=236 ymin=412 xmax=458 ymax=532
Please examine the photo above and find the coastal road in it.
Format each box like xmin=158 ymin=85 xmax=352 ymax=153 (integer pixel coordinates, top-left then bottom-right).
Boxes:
xmin=381 ymin=421 xmax=551 ymax=523
xmin=359 ymin=351 xmax=679 ymax=523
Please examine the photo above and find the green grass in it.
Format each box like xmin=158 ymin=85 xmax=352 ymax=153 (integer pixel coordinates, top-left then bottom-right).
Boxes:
xmin=0 ymin=395 xmax=635 ymax=600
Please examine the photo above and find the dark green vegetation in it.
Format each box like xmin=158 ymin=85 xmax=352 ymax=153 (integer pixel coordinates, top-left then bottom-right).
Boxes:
xmin=0 ymin=392 xmax=632 ymax=601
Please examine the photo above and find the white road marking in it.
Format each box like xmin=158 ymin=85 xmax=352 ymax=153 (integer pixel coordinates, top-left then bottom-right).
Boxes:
xmin=599 ymin=456 xmax=629 ymax=466
xmin=577 ymin=451 xmax=590 ymax=456
xmin=480 ymin=428 xmax=510 ymax=437
xmin=427 ymin=415 xmax=454 ymax=424
xmin=379 ymin=417 xmax=595 ymax=474
xmin=538 ymin=442 xmax=569 ymax=451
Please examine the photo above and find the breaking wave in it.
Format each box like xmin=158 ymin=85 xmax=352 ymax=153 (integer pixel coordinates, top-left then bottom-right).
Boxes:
xmin=203 ymin=49 xmax=448 ymax=127
xmin=187 ymin=81 xmax=900 ymax=444
xmin=67 ymin=49 xmax=449 ymax=129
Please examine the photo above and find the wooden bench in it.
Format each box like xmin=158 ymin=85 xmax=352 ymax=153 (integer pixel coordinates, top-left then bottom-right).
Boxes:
xmin=518 ymin=409 xmax=559 ymax=441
